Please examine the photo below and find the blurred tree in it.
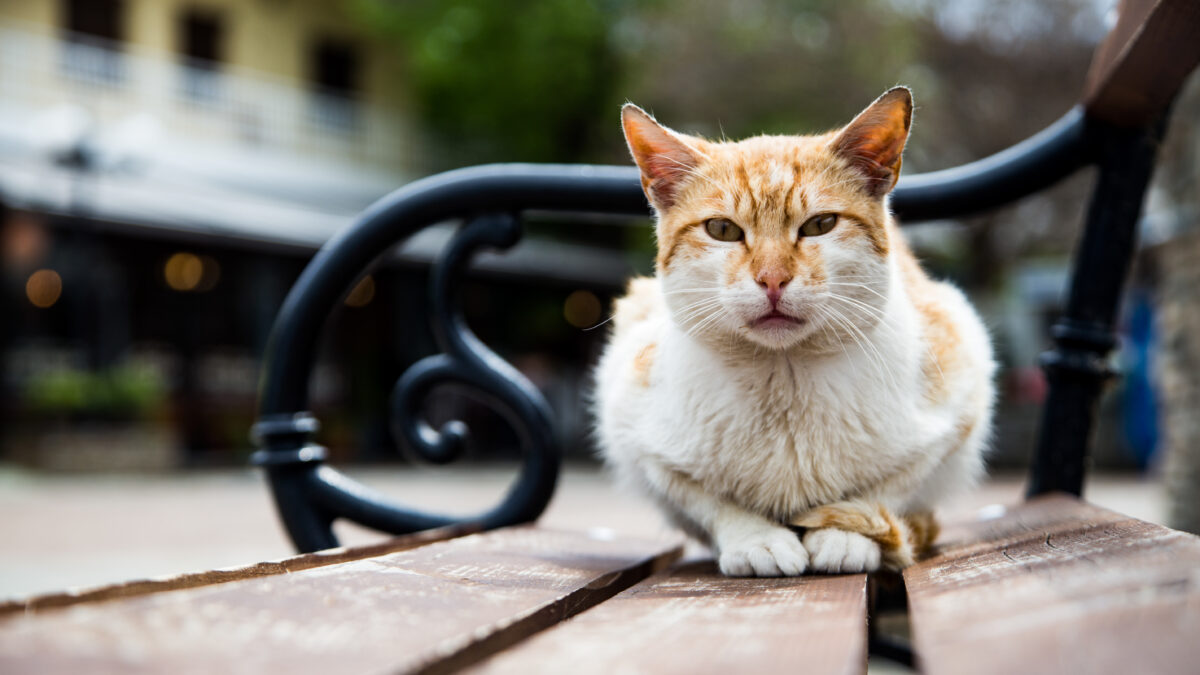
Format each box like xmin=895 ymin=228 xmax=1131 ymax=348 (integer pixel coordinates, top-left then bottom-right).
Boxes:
xmin=352 ymin=0 xmax=636 ymax=167
xmin=612 ymin=0 xmax=919 ymax=141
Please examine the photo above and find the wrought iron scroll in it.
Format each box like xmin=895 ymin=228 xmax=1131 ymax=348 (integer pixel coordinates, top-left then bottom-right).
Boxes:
xmin=251 ymin=164 xmax=650 ymax=553
xmin=389 ymin=214 xmax=559 ymax=518
xmin=250 ymin=214 xmax=560 ymax=553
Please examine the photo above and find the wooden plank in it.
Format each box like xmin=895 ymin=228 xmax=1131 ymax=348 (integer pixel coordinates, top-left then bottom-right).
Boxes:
xmin=0 ymin=523 xmax=478 ymax=616
xmin=0 ymin=527 xmax=682 ymax=675
xmin=469 ymin=560 xmax=868 ymax=675
xmin=906 ymin=494 xmax=1200 ymax=675
xmin=1082 ymin=0 xmax=1200 ymax=126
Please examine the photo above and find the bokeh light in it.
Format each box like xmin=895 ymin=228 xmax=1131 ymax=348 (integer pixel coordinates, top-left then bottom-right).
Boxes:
xmin=25 ymin=269 xmax=62 ymax=308
xmin=563 ymin=290 xmax=601 ymax=328
xmin=164 ymin=252 xmax=204 ymax=291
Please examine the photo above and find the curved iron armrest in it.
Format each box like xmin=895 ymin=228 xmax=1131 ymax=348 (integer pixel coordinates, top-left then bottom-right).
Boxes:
xmin=252 ymin=106 xmax=1166 ymax=553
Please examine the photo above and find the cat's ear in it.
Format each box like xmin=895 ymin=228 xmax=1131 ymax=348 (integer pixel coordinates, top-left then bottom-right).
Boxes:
xmin=831 ymin=87 xmax=912 ymax=198
xmin=622 ymin=104 xmax=702 ymax=210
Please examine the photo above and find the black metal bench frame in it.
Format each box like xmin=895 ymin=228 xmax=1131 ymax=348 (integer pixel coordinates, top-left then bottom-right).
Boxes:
xmin=250 ymin=103 xmax=1168 ymax=553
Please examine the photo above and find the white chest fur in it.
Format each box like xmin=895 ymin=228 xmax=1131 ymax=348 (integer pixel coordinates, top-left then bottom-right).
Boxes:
xmin=595 ymin=277 xmax=975 ymax=523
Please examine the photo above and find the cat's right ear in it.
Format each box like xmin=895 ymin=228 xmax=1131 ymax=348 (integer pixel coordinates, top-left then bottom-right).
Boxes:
xmin=622 ymin=104 xmax=701 ymax=210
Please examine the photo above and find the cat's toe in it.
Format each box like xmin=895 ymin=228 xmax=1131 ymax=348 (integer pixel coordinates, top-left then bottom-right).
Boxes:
xmin=719 ymin=550 xmax=754 ymax=576
xmin=803 ymin=528 xmax=881 ymax=573
xmin=718 ymin=527 xmax=808 ymax=577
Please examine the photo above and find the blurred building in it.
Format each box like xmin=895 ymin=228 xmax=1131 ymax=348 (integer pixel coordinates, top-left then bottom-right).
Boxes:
xmin=1 ymin=0 xmax=413 ymax=243
xmin=0 ymin=0 xmax=419 ymax=467
xmin=0 ymin=0 xmax=637 ymax=469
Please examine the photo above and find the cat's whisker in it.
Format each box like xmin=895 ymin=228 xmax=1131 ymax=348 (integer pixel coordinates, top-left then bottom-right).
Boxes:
xmin=674 ymin=294 xmax=722 ymax=309
xmin=823 ymin=298 xmax=895 ymax=341
xmin=824 ymin=282 xmax=890 ymax=303
xmin=678 ymin=301 xmax=721 ymax=326
xmin=685 ymin=307 xmax=728 ymax=338
xmin=690 ymin=309 xmax=727 ymax=335
xmin=675 ymin=297 xmax=724 ymax=318
xmin=679 ymin=306 xmax=724 ymax=327
xmin=828 ymin=306 xmax=894 ymax=374
xmin=819 ymin=308 xmax=879 ymax=382
xmin=662 ymin=287 xmax=725 ymax=295
xmin=823 ymin=303 xmax=902 ymax=392
xmin=810 ymin=305 xmax=857 ymax=377
xmin=827 ymin=293 xmax=894 ymax=327
xmin=583 ymin=314 xmax=617 ymax=331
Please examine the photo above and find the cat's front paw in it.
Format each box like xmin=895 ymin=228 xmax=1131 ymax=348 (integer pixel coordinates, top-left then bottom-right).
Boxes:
xmin=717 ymin=525 xmax=809 ymax=577
xmin=803 ymin=528 xmax=882 ymax=573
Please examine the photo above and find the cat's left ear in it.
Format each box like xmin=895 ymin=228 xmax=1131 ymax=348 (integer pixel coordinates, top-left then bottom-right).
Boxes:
xmin=831 ymin=87 xmax=912 ymax=198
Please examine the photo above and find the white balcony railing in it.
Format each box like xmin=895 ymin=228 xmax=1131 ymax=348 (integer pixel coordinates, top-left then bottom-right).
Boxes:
xmin=0 ymin=24 xmax=407 ymax=171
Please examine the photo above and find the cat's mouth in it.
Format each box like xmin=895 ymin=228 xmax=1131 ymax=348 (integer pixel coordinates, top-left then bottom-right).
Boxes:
xmin=751 ymin=310 xmax=804 ymax=329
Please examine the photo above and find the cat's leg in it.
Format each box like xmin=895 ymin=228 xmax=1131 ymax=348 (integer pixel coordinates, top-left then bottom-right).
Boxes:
xmin=789 ymin=500 xmax=917 ymax=572
xmin=637 ymin=460 xmax=809 ymax=577
xmin=793 ymin=416 xmax=981 ymax=572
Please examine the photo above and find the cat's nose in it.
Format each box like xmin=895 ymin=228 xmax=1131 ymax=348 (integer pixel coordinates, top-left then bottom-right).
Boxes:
xmin=756 ymin=271 xmax=791 ymax=307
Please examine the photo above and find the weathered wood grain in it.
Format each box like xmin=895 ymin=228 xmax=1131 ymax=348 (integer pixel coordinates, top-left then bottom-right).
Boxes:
xmin=1083 ymin=0 xmax=1200 ymax=126
xmin=906 ymin=494 xmax=1200 ymax=675
xmin=0 ymin=526 xmax=681 ymax=675
xmin=469 ymin=560 xmax=868 ymax=675
xmin=0 ymin=523 xmax=478 ymax=617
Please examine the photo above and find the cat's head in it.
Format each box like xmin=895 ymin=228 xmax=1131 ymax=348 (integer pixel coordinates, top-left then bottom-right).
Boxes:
xmin=622 ymin=87 xmax=912 ymax=351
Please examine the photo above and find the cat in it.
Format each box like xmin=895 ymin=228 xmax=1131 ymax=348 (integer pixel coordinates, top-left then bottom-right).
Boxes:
xmin=594 ymin=87 xmax=995 ymax=576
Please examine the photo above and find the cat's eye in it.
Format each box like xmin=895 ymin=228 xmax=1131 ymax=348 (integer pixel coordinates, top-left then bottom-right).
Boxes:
xmin=799 ymin=213 xmax=838 ymax=237
xmin=704 ymin=218 xmax=744 ymax=242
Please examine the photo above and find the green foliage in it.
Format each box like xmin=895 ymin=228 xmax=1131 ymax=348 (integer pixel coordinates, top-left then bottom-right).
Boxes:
xmin=25 ymin=365 xmax=166 ymax=421
xmin=353 ymin=0 xmax=635 ymax=166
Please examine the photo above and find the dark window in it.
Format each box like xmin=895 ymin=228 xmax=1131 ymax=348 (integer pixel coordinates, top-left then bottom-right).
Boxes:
xmin=179 ymin=10 xmax=224 ymax=66
xmin=60 ymin=0 xmax=125 ymax=83
xmin=176 ymin=9 xmax=225 ymax=101
xmin=310 ymin=38 xmax=359 ymax=97
xmin=62 ymin=0 xmax=124 ymax=43
xmin=308 ymin=38 xmax=362 ymax=131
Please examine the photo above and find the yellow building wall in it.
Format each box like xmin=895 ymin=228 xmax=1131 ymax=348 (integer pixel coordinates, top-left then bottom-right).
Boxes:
xmin=0 ymin=0 xmax=52 ymax=25
xmin=0 ymin=0 xmax=406 ymax=113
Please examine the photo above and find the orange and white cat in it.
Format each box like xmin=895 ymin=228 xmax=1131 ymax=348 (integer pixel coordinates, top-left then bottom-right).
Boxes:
xmin=594 ymin=88 xmax=995 ymax=576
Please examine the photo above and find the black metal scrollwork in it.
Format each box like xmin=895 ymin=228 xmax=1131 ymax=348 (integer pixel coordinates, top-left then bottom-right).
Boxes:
xmin=389 ymin=213 xmax=559 ymax=521
xmin=250 ymin=215 xmax=561 ymax=552
xmin=251 ymin=164 xmax=651 ymax=553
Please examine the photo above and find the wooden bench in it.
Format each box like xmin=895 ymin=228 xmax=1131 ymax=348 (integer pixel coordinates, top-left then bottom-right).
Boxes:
xmin=4 ymin=1 xmax=1200 ymax=672
xmin=3 ymin=496 xmax=1199 ymax=673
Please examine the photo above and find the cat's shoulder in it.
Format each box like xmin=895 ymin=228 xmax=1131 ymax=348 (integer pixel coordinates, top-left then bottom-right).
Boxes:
xmin=611 ymin=276 xmax=665 ymax=335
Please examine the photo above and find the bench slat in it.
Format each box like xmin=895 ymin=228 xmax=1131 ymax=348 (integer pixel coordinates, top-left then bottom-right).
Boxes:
xmin=0 ymin=527 xmax=681 ymax=675
xmin=905 ymin=494 xmax=1200 ymax=675
xmin=469 ymin=560 xmax=868 ymax=675
xmin=0 ymin=524 xmax=478 ymax=616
